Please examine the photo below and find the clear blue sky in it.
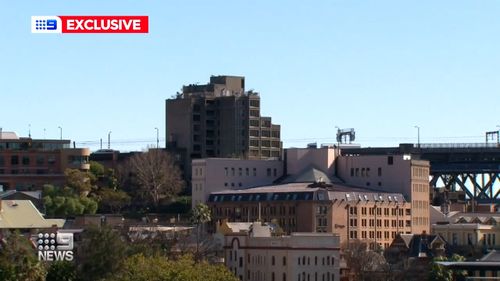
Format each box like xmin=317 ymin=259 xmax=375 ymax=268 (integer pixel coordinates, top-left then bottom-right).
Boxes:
xmin=1 ymin=1 xmax=499 ymax=151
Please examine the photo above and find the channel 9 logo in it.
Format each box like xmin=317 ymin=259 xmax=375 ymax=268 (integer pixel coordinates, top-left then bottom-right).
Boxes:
xmin=37 ymin=231 xmax=74 ymax=261
xmin=31 ymin=15 xmax=149 ymax=34
xmin=31 ymin=16 xmax=62 ymax=33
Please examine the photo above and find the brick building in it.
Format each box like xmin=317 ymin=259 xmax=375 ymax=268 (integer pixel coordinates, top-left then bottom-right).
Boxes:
xmin=0 ymin=132 xmax=90 ymax=190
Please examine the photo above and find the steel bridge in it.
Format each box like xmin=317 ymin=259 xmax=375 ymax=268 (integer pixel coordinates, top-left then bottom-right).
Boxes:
xmin=342 ymin=143 xmax=500 ymax=202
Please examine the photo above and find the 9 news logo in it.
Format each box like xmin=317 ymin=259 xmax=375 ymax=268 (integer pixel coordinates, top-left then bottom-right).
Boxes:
xmin=37 ymin=232 xmax=74 ymax=261
xmin=31 ymin=16 xmax=62 ymax=33
xmin=31 ymin=15 xmax=149 ymax=34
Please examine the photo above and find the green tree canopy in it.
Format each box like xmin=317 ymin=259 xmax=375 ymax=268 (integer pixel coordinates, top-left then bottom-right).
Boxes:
xmin=0 ymin=231 xmax=46 ymax=281
xmin=108 ymin=254 xmax=238 ymax=281
xmin=46 ymin=261 xmax=77 ymax=281
xmin=76 ymin=226 xmax=127 ymax=281
xmin=429 ymin=254 xmax=467 ymax=281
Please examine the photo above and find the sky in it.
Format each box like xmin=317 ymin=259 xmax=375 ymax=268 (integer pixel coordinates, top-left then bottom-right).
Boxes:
xmin=1 ymin=1 xmax=499 ymax=151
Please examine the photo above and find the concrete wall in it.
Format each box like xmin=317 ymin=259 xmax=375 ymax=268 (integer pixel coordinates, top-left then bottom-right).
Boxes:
xmin=191 ymin=158 xmax=283 ymax=208
xmin=286 ymin=147 xmax=338 ymax=176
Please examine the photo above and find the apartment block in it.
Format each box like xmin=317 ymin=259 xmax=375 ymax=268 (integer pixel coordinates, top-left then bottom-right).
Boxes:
xmin=0 ymin=132 xmax=90 ymax=191
xmin=191 ymin=158 xmax=283 ymax=208
xmin=166 ymin=75 xmax=282 ymax=179
xmin=336 ymin=154 xmax=431 ymax=234
xmin=223 ymin=222 xmax=340 ymax=281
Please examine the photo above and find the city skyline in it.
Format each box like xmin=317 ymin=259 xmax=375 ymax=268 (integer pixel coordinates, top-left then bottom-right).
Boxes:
xmin=2 ymin=1 xmax=500 ymax=151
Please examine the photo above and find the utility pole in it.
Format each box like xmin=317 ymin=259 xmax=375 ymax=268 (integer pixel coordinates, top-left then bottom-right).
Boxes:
xmin=58 ymin=126 xmax=62 ymax=140
xmin=155 ymin=127 xmax=159 ymax=149
xmin=414 ymin=125 xmax=420 ymax=148
xmin=108 ymin=131 xmax=112 ymax=149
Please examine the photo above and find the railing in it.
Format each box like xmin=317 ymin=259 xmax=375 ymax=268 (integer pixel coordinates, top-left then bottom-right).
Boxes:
xmin=417 ymin=143 xmax=500 ymax=149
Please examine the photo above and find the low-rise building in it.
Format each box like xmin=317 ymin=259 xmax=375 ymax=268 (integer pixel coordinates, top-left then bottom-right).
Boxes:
xmin=0 ymin=199 xmax=65 ymax=235
xmin=437 ymin=250 xmax=500 ymax=279
xmin=0 ymin=132 xmax=90 ymax=191
xmin=223 ymin=222 xmax=340 ymax=281
xmin=208 ymin=179 xmax=412 ymax=249
xmin=431 ymin=212 xmax=500 ymax=249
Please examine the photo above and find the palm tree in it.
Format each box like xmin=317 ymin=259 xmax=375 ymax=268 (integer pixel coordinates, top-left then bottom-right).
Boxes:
xmin=190 ymin=203 xmax=212 ymax=260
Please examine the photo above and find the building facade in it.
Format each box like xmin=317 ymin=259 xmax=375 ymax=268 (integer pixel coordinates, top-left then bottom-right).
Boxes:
xmin=336 ymin=154 xmax=431 ymax=234
xmin=432 ymin=213 xmax=500 ymax=248
xmin=224 ymin=222 xmax=340 ymax=281
xmin=0 ymin=132 xmax=90 ymax=191
xmin=191 ymin=158 xmax=283 ymax=208
xmin=166 ymin=75 xmax=282 ymax=179
xmin=208 ymin=182 xmax=412 ymax=249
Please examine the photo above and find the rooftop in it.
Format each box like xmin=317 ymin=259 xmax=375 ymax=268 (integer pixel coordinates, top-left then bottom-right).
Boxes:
xmin=0 ymin=200 xmax=65 ymax=229
xmin=0 ymin=131 xmax=19 ymax=140
xmin=209 ymin=182 xmax=407 ymax=203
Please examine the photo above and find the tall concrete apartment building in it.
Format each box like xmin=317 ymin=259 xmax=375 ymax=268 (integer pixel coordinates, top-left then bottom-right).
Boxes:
xmin=165 ymin=75 xmax=282 ymax=179
xmin=0 ymin=132 xmax=90 ymax=191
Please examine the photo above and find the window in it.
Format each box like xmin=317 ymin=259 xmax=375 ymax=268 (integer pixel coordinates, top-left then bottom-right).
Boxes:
xmin=253 ymin=168 xmax=257 ymax=176
xmin=378 ymin=167 xmax=382 ymax=176
xmin=283 ymin=256 xmax=286 ymax=266
xmin=267 ymin=168 xmax=271 ymax=176
xmin=272 ymin=256 xmax=275 ymax=265
xmin=11 ymin=156 xmax=19 ymax=165
xmin=22 ymin=156 xmax=30 ymax=165
xmin=239 ymin=168 xmax=242 ymax=176
xmin=246 ymin=167 xmax=249 ymax=176
xmin=273 ymin=168 xmax=277 ymax=177
xmin=388 ymin=156 xmax=393 ymax=165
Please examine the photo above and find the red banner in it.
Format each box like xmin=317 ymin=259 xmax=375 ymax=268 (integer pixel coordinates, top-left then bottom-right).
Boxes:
xmin=59 ymin=16 xmax=148 ymax=33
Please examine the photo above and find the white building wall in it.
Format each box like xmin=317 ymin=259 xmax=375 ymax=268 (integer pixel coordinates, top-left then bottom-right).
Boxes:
xmin=225 ymin=232 xmax=340 ymax=281
xmin=285 ymin=147 xmax=338 ymax=176
xmin=192 ymin=158 xmax=283 ymax=208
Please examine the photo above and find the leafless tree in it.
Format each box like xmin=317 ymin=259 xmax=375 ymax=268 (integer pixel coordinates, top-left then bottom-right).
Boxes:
xmin=342 ymin=240 xmax=388 ymax=281
xmin=118 ymin=149 xmax=184 ymax=208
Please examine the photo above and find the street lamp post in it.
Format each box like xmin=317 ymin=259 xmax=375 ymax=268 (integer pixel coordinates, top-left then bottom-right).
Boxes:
xmin=108 ymin=131 xmax=112 ymax=149
xmin=414 ymin=125 xmax=420 ymax=148
xmin=58 ymin=126 xmax=62 ymax=140
xmin=496 ymin=125 xmax=500 ymax=145
xmin=155 ymin=127 xmax=159 ymax=149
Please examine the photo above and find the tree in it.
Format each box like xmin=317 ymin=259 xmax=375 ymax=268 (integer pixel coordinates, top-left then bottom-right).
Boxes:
xmin=89 ymin=161 xmax=105 ymax=178
xmin=42 ymin=184 xmax=97 ymax=217
xmin=46 ymin=261 xmax=77 ymax=281
xmin=118 ymin=149 xmax=184 ymax=208
xmin=65 ymin=169 xmax=96 ymax=196
xmin=97 ymin=188 xmax=131 ymax=213
xmin=429 ymin=254 xmax=467 ymax=281
xmin=190 ymin=203 xmax=212 ymax=260
xmin=76 ymin=226 xmax=127 ymax=281
xmin=0 ymin=231 xmax=46 ymax=281
xmin=342 ymin=240 xmax=388 ymax=281
xmin=108 ymin=254 xmax=238 ymax=281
